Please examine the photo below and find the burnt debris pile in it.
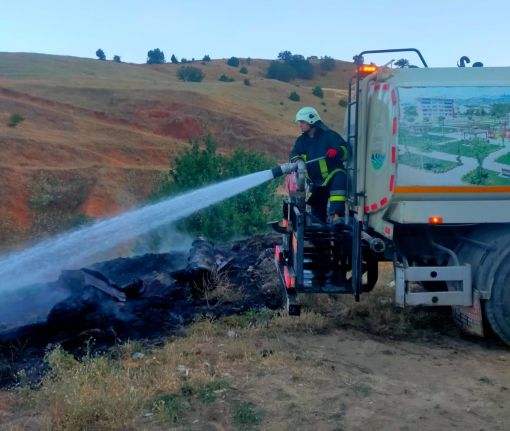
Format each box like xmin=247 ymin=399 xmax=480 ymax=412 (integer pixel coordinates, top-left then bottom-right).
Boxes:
xmin=0 ymin=236 xmax=282 ymax=384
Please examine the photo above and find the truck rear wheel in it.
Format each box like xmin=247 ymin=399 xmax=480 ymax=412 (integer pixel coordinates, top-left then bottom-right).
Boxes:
xmin=453 ymin=226 xmax=510 ymax=345
xmin=484 ymin=249 xmax=510 ymax=345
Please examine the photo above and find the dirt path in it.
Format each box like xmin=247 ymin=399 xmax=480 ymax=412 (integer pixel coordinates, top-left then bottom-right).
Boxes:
xmin=252 ymin=329 xmax=509 ymax=431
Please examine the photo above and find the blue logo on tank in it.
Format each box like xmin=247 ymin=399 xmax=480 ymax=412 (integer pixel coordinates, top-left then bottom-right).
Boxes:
xmin=371 ymin=153 xmax=386 ymax=170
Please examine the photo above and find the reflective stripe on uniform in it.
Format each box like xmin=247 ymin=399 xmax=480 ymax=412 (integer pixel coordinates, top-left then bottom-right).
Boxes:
xmin=318 ymin=158 xmax=329 ymax=179
xmin=329 ymin=195 xmax=346 ymax=202
xmin=339 ymin=146 xmax=349 ymax=161
xmin=321 ymin=168 xmax=343 ymax=186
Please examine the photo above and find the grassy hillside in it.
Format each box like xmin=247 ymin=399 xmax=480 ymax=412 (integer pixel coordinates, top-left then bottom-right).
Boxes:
xmin=0 ymin=53 xmax=354 ymax=249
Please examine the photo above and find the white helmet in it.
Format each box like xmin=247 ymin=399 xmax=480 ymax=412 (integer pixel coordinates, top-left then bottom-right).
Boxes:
xmin=295 ymin=107 xmax=321 ymax=125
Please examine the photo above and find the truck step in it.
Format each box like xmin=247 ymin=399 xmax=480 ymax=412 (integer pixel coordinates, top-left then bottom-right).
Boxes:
xmin=299 ymin=284 xmax=353 ymax=294
xmin=302 ymin=271 xmax=352 ymax=293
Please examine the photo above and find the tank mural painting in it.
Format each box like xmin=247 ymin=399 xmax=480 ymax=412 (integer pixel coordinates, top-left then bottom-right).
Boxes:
xmin=396 ymin=86 xmax=510 ymax=186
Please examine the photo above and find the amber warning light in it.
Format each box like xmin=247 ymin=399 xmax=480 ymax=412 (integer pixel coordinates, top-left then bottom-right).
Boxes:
xmin=429 ymin=216 xmax=443 ymax=224
xmin=358 ymin=65 xmax=378 ymax=74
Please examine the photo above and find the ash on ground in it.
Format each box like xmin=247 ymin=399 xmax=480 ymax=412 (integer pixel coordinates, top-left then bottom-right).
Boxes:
xmin=0 ymin=236 xmax=282 ymax=387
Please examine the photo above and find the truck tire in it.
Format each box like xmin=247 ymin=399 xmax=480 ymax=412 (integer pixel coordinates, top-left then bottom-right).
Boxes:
xmin=453 ymin=225 xmax=510 ymax=345
xmin=484 ymin=246 xmax=510 ymax=345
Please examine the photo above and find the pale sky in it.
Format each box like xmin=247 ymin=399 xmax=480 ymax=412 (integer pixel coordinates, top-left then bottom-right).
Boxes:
xmin=2 ymin=0 xmax=509 ymax=67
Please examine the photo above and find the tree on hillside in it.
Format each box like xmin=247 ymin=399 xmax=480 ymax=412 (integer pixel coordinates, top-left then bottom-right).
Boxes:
xmin=320 ymin=56 xmax=335 ymax=71
xmin=267 ymin=51 xmax=314 ymax=82
xmin=113 ymin=55 xmax=121 ymax=63
xmin=227 ymin=56 xmax=240 ymax=67
xmin=267 ymin=61 xmax=296 ymax=82
xmin=171 ymin=54 xmax=179 ymax=64
xmin=286 ymin=54 xmax=314 ymax=79
xmin=278 ymin=50 xmax=293 ymax=61
xmin=147 ymin=48 xmax=165 ymax=64
xmin=96 ymin=49 xmax=106 ymax=61
xmin=202 ymin=54 xmax=211 ymax=62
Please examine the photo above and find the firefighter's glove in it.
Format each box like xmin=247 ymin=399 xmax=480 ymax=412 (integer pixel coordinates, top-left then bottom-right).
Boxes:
xmin=326 ymin=149 xmax=338 ymax=158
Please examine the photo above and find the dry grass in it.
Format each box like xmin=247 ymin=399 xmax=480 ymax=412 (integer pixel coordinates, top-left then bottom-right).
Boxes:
xmin=267 ymin=311 xmax=330 ymax=334
xmin=202 ymin=270 xmax=245 ymax=307
xmin=299 ymin=270 xmax=454 ymax=338
xmin=12 ymin=304 xmax=343 ymax=430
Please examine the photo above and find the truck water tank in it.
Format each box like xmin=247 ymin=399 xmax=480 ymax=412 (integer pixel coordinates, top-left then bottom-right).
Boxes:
xmin=363 ymin=69 xmax=510 ymax=206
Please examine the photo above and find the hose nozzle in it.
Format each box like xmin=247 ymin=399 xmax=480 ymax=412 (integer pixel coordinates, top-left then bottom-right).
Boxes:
xmin=271 ymin=162 xmax=298 ymax=179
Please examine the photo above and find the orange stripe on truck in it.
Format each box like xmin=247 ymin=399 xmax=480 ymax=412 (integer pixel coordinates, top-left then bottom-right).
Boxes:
xmin=394 ymin=186 xmax=510 ymax=194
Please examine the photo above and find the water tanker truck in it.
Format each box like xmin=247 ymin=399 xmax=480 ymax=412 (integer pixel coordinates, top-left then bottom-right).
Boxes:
xmin=272 ymin=48 xmax=510 ymax=345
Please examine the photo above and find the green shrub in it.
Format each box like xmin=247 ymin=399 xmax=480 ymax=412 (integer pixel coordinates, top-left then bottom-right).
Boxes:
xmin=312 ymin=86 xmax=324 ymax=98
xmin=288 ymin=91 xmax=300 ymax=102
xmin=153 ymin=394 xmax=185 ymax=424
xmin=177 ymin=66 xmax=204 ymax=82
xmin=154 ymin=136 xmax=279 ymax=240
xmin=239 ymin=66 xmax=248 ymax=74
xmin=219 ymin=74 xmax=235 ymax=82
xmin=227 ymin=56 xmax=240 ymax=67
xmin=8 ymin=113 xmax=25 ymax=127
xmin=243 ymin=78 xmax=251 ymax=86
xmin=194 ymin=380 xmax=230 ymax=404
xmin=232 ymin=401 xmax=263 ymax=429
xmin=338 ymin=99 xmax=348 ymax=108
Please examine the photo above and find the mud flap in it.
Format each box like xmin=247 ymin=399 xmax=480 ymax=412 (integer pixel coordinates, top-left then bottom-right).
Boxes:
xmin=452 ymin=289 xmax=484 ymax=337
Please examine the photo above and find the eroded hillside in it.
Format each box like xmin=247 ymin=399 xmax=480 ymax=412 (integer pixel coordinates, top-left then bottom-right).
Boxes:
xmin=0 ymin=53 xmax=353 ymax=249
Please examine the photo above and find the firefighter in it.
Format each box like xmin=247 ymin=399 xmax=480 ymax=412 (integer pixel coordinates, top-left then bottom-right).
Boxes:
xmin=290 ymin=107 xmax=350 ymax=223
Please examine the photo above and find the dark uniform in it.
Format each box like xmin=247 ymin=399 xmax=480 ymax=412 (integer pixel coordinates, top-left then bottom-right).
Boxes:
xmin=289 ymin=122 xmax=350 ymax=222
